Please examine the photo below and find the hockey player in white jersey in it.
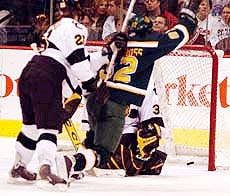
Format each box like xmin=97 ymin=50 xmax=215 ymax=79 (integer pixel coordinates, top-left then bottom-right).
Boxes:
xmin=8 ymin=0 xmax=127 ymax=189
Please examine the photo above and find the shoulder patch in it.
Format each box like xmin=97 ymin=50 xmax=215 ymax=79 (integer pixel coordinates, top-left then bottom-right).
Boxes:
xmin=168 ymin=31 xmax=179 ymax=39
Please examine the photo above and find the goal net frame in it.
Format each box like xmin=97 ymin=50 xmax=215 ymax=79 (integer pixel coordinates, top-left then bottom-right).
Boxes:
xmin=85 ymin=42 xmax=218 ymax=171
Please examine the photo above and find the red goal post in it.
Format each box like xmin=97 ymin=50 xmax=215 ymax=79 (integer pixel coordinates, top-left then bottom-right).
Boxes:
xmin=85 ymin=41 xmax=219 ymax=171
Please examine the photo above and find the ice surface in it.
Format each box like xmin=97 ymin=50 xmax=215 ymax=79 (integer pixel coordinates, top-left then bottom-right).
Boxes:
xmin=1 ymin=137 xmax=230 ymax=196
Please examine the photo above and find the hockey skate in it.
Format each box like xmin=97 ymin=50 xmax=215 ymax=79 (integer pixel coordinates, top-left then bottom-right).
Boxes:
xmin=36 ymin=164 xmax=68 ymax=191
xmin=56 ymin=155 xmax=75 ymax=183
xmin=56 ymin=153 xmax=87 ymax=183
xmin=8 ymin=161 xmax=37 ymax=184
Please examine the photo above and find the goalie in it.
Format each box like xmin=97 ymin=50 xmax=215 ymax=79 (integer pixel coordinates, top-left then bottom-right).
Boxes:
xmin=106 ymin=83 xmax=167 ymax=176
xmin=82 ymin=80 xmax=167 ymax=176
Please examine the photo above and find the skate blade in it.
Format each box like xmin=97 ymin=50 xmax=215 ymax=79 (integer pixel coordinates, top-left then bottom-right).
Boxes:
xmin=36 ymin=180 xmax=69 ymax=192
xmin=7 ymin=176 xmax=37 ymax=185
xmin=69 ymin=172 xmax=85 ymax=183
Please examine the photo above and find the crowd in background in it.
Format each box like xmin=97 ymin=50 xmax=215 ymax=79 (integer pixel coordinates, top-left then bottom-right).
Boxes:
xmin=0 ymin=0 xmax=230 ymax=54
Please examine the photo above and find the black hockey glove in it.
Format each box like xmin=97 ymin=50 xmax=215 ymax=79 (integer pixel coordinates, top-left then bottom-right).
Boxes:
xmin=179 ymin=0 xmax=202 ymax=35
xmin=183 ymin=0 xmax=202 ymax=13
xmin=95 ymin=81 xmax=110 ymax=105
xmin=82 ymin=77 xmax=97 ymax=95
xmin=102 ymin=32 xmax=128 ymax=61
xmin=111 ymin=32 xmax=129 ymax=49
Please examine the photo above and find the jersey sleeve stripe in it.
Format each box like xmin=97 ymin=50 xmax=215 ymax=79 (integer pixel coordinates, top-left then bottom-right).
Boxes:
xmin=67 ymin=48 xmax=89 ymax=65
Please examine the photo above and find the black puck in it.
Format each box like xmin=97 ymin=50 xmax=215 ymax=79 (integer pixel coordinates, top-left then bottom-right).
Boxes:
xmin=186 ymin=161 xmax=194 ymax=165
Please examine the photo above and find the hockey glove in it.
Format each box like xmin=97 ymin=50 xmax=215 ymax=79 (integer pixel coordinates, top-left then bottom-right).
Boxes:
xmin=63 ymin=92 xmax=82 ymax=123
xmin=137 ymin=123 xmax=161 ymax=158
xmin=111 ymin=32 xmax=129 ymax=49
xmin=102 ymin=32 xmax=128 ymax=61
xmin=179 ymin=0 xmax=202 ymax=35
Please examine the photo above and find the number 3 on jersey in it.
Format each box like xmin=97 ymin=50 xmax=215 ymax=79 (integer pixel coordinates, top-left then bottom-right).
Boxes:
xmin=113 ymin=56 xmax=138 ymax=83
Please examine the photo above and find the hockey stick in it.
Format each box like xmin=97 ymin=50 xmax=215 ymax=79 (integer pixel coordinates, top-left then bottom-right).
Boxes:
xmin=64 ymin=119 xmax=81 ymax=151
xmin=104 ymin=0 xmax=136 ymax=82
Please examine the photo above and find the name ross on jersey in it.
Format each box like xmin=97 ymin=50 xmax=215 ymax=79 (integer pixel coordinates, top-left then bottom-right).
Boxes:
xmin=125 ymin=48 xmax=143 ymax=57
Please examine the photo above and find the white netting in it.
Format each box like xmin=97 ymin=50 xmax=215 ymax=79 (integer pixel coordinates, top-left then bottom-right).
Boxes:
xmin=152 ymin=47 xmax=230 ymax=169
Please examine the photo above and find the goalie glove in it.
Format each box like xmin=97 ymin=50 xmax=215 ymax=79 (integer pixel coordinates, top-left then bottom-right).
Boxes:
xmin=63 ymin=92 xmax=82 ymax=123
xmin=179 ymin=0 xmax=202 ymax=35
xmin=137 ymin=123 xmax=161 ymax=158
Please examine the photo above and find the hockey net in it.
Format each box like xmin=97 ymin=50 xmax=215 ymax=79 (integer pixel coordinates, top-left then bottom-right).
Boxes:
xmin=60 ymin=41 xmax=229 ymax=171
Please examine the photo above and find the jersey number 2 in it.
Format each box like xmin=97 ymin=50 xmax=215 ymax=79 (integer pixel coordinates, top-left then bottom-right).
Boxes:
xmin=113 ymin=56 xmax=138 ymax=83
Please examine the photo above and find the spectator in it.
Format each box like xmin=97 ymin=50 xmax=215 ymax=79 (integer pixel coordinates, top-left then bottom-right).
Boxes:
xmin=90 ymin=0 xmax=108 ymax=40
xmin=222 ymin=3 xmax=230 ymax=26
xmin=212 ymin=0 xmax=229 ymax=16
xmin=79 ymin=12 xmax=101 ymax=40
xmin=102 ymin=0 xmax=135 ymax=41
xmin=133 ymin=0 xmax=146 ymax=15
xmin=143 ymin=0 xmax=178 ymax=29
xmin=212 ymin=3 xmax=230 ymax=43
xmin=188 ymin=0 xmax=218 ymax=45
xmin=152 ymin=15 xmax=169 ymax=32
xmin=214 ymin=3 xmax=230 ymax=54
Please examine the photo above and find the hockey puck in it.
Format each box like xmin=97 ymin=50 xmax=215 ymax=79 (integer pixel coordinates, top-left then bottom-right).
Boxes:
xmin=186 ymin=161 xmax=194 ymax=165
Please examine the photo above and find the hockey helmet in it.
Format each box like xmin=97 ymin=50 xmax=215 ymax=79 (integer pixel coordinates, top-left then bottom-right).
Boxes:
xmin=127 ymin=15 xmax=153 ymax=35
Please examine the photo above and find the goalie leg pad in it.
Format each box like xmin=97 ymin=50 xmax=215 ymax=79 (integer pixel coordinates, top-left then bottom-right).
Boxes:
xmin=140 ymin=150 xmax=167 ymax=175
xmin=107 ymin=144 xmax=144 ymax=176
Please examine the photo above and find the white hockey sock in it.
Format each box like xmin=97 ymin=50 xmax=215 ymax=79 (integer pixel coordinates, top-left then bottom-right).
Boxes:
xmin=36 ymin=139 xmax=57 ymax=167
